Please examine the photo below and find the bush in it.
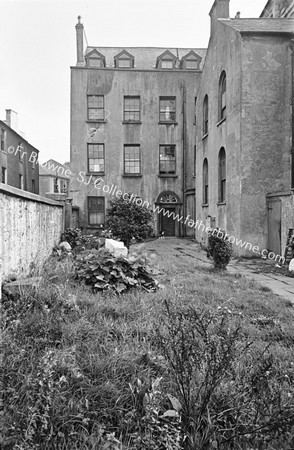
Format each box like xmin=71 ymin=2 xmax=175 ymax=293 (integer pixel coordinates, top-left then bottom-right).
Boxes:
xmin=106 ymin=195 xmax=153 ymax=249
xmin=62 ymin=228 xmax=85 ymax=248
xmin=74 ymin=249 xmax=158 ymax=294
xmin=207 ymin=229 xmax=233 ymax=270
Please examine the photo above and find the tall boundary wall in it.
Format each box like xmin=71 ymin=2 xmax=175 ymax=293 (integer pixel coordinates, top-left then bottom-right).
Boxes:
xmin=0 ymin=183 xmax=64 ymax=282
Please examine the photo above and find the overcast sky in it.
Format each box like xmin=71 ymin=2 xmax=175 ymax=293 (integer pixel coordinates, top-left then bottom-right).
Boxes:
xmin=0 ymin=0 xmax=266 ymax=163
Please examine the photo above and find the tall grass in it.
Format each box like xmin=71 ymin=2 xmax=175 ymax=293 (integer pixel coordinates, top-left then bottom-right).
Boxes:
xmin=2 ymin=244 xmax=294 ymax=449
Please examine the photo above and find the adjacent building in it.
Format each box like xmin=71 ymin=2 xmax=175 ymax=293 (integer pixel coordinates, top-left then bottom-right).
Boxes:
xmin=70 ymin=17 xmax=206 ymax=236
xmin=195 ymin=0 xmax=294 ymax=256
xmin=0 ymin=109 xmax=39 ymax=194
xmin=39 ymin=159 xmax=70 ymax=197
xmin=260 ymin=0 xmax=294 ymax=17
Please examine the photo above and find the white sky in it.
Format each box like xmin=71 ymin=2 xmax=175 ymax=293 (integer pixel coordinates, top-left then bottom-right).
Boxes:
xmin=0 ymin=0 xmax=266 ymax=163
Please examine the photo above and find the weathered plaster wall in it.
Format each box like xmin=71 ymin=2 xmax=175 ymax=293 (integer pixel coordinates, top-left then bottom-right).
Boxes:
xmin=0 ymin=184 xmax=64 ymax=280
xmin=70 ymin=67 xmax=200 ymax=234
xmin=195 ymin=22 xmax=242 ymax=247
xmin=0 ymin=121 xmax=39 ymax=194
xmin=241 ymin=36 xmax=293 ymax=252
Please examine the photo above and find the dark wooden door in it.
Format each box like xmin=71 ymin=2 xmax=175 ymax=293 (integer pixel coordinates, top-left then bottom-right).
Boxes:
xmin=268 ymin=198 xmax=281 ymax=255
xmin=160 ymin=207 xmax=175 ymax=236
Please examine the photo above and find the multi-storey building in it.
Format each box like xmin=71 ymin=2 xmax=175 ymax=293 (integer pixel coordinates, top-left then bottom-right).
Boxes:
xmin=260 ymin=0 xmax=294 ymax=17
xmin=39 ymin=159 xmax=70 ymax=197
xmin=70 ymin=18 xmax=206 ymax=236
xmin=195 ymin=0 xmax=294 ymax=256
xmin=0 ymin=110 xmax=39 ymax=194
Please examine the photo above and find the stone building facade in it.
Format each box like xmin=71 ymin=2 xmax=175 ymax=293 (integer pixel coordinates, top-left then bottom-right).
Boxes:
xmin=0 ymin=110 xmax=39 ymax=194
xmin=70 ymin=19 xmax=205 ymax=236
xmin=260 ymin=0 xmax=294 ymax=17
xmin=195 ymin=0 xmax=294 ymax=257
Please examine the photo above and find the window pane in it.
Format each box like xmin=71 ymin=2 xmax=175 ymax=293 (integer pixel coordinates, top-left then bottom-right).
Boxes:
xmin=89 ymin=58 xmax=101 ymax=67
xmin=159 ymin=98 xmax=176 ymax=122
xmin=88 ymin=96 xmax=103 ymax=108
xmin=124 ymin=146 xmax=140 ymax=174
xmin=161 ymin=60 xmax=173 ymax=69
xmin=88 ymin=109 xmax=104 ymax=120
xmin=88 ymin=144 xmax=104 ymax=172
xmin=159 ymin=145 xmax=176 ymax=173
xmin=118 ymin=58 xmax=131 ymax=67
xmin=186 ymin=59 xmax=198 ymax=69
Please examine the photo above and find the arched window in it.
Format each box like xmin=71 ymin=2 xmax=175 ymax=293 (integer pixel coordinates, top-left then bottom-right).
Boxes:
xmin=203 ymin=95 xmax=208 ymax=135
xmin=219 ymin=71 xmax=226 ymax=121
xmin=218 ymin=147 xmax=226 ymax=203
xmin=203 ymin=158 xmax=208 ymax=205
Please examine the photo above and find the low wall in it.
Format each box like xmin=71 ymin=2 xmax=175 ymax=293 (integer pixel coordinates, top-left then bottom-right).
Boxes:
xmin=0 ymin=183 xmax=64 ymax=281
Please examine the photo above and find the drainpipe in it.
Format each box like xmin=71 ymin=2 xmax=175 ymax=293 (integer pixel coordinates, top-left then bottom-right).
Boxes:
xmin=290 ymin=40 xmax=294 ymax=189
xmin=182 ymin=84 xmax=186 ymax=237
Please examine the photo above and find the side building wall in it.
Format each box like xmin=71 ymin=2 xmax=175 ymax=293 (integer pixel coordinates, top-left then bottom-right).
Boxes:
xmin=240 ymin=35 xmax=293 ymax=254
xmin=0 ymin=184 xmax=64 ymax=280
xmin=195 ymin=23 xmax=242 ymax=249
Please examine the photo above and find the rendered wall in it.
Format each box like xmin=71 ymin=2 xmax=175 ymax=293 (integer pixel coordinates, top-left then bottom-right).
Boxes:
xmin=0 ymin=183 xmax=64 ymax=280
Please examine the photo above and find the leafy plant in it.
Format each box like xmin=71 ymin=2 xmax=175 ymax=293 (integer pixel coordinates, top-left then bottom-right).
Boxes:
xmin=207 ymin=229 xmax=233 ymax=270
xmin=62 ymin=228 xmax=85 ymax=248
xmin=74 ymin=249 xmax=158 ymax=294
xmin=106 ymin=195 xmax=153 ymax=249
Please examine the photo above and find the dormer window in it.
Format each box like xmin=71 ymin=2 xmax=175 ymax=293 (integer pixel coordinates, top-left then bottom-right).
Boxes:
xmin=114 ymin=50 xmax=134 ymax=68
xmin=181 ymin=51 xmax=202 ymax=70
xmin=85 ymin=49 xmax=106 ymax=68
xmin=156 ymin=50 xmax=177 ymax=69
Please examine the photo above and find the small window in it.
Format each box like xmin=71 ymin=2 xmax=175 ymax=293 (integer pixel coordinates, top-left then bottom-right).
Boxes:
xmin=0 ymin=128 xmax=6 ymax=152
xmin=61 ymin=180 xmax=69 ymax=195
xmin=88 ymin=57 xmax=102 ymax=67
xmin=2 ymin=167 xmax=7 ymax=183
xmin=203 ymin=158 xmax=208 ymax=204
xmin=118 ymin=58 xmax=131 ymax=68
xmin=32 ymin=179 xmax=36 ymax=193
xmin=114 ymin=50 xmax=134 ymax=68
xmin=19 ymin=174 xmax=24 ymax=190
xmin=218 ymin=148 xmax=226 ymax=203
xmin=161 ymin=60 xmax=174 ymax=69
xmin=185 ymin=59 xmax=198 ymax=69
xmin=85 ymin=50 xmax=106 ymax=68
xmin=124 ymin=145 xmax=140 ymax=174
xmin=203 ymin=95 xmax=208 ymax=135
xmin=124 ymin=96 xmax=140 ymax=121
xmin=87 ymin=95 xmax=104 ymax=121
xmin=219 ymin=71 xmax=227 ymax=121
xmin=194 ymin=97 xmax=197 ymax=124
xmin=88 ymin=196 xmax=105 ymax=226
xmin=159 ymin=97 xmax=176 ymax=122
xmin=159 ymin=145 xmax=176 ymax=174
xmin=156 ymin=50 xmax=177 ymax=69
xmin=88 ymin=143 xmax=105 ymax=173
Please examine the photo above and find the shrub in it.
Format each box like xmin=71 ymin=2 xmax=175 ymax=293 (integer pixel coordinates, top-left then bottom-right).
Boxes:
xmin=74 ymin=249 xmax=158 ymax=294
xmin=62 ymin=228 xmax=85 ymax=248
xmin=207 ymin=229 xmax=232 ymax=270
xmin=106 ymin=195 xmax=153 ymax=249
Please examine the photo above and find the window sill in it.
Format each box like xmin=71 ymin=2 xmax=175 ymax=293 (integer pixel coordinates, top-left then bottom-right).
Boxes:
xmin=86 ymin=172 xmax=105 ymax=176
xmin=122 ymin=121 xmax=142 ymax=124
xmin=217 ymin=201 xmax=226 ymax=206
xmin=202 ymin=203 xmax=209 ymax=207
xmin=158 ymin=121 xmax=178 ymax=125
xmin=202 ymin=133 xmax=208 ymax=140
xmin=86 ymin=119 xmax=107 ymax=123
xmin=122 ymin=174 xmax=142 ymax=178
xmin=217 ymin=117 xmax=226 ymax=127
xmin=158 ymin=174 xmax=178 ymax=178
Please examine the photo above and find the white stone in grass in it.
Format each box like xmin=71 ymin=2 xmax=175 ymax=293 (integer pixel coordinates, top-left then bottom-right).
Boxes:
xmin=289 ymin=258 xmax=294 ymax=273
xmin=105 ymin=238 xmax=128 ymax=257
xmin=59 ymin=241 xmax=72 ymax=251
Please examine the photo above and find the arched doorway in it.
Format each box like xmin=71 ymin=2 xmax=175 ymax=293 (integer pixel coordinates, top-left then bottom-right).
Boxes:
xmin=155 ymin=191 xmax=182 ymax=237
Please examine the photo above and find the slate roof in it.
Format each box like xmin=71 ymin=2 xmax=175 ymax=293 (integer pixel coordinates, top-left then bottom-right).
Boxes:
xmin=39 ymin=160 xmax=71 ymax=179
xmin=84 ymin=47 xmax=207 ymax=70
xmin=219 ymin=18 xmax=294 ymax=34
